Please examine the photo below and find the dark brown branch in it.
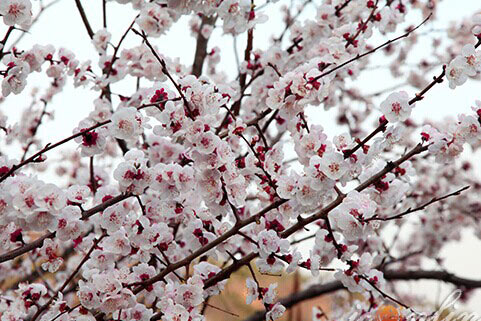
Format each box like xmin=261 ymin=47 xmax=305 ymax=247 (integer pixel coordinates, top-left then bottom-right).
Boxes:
xmin=89 ymin=156 xmax=97 ymax=194
xmin=132 ymin=199 xmax=287 ymax=294
xmin=21 ymin=100 xmax=49 ymax=162
xmin=218 ymin=107 xmax=272 ymax=138
xmin=312 ymin=14 xmax=432 ymax=82
xmin=354 ymin=144 xmax=428 ymax=192
xmin=192 ymin=15 xmax=216 ymax=77
xmin=286 ymin=37 xmax=303 ymax=54
xmin=31 ymin=234 xmax=106 ymax=321
xmin=360 ymin=274 xmax=411 ymax=309
xmin=304 ymin=15 xmax=432 ymax=162
xmin=202 ymin=302 xmax=240 ymax=318
xmin=261 ymin=109 xmax=279 ymax=133
xmin=242 ymin=269 xmax=481 ymax=321
xmin=0 ymin=120 xmax=109 ymax=183
xmin=366 ymin=185 xmax=470 ymax=222
xmin=0 ymin=193 xmax=132 ymax=263
xmin=105 ymin=17 xmax=137 ymax=79
xmin=102 ymin=0 xmax=107 ymax=28
xmin=101 ymin=17 xmax=138 ymax=156
xmin=0 ymin=26 xmax=15 ymax=59
xmin=343 ymin=120 xmax=387 ymax=159
xmin=334 ymin=0 xmax=352 ymax=16
xmin=74 ymin=0 xmax=94 ymax=39
xmin=0 ymin=99 xmax=173 ymax=183
xmin=381 ymin=249 xmax=423 ymax=269
xmin=204 ymin=143 xmax=429 ymax=288
xmin=133 ymin=29 xmax=195 ymax=120
xmin=232 ymin=26 xmax=254 ymax=116
xmin=340 ymin=34 xmax=481 ymax=164
xmin=344 ymin=0 xmax=379 ymax=49
xmin=407 ymin=34 xmax=481 ymax=105
xmin=0 ymin=232 xmax=55 ymax=264
xmin=215 ymin=70 xmax=266 ymax=135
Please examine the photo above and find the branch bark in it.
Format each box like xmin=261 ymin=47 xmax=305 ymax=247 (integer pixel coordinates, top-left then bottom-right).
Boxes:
xmin=242 ymin=269 xmax=481 ymax=321
xmin=74 ymin=0 xmax=94 ymax=39
xmin=0 ymin=193 xmax=132 ymax=264
xmin=192 ymin=15 xmax=216 ymax=77
xmin=204 ymin=143 xmax=429 ymax=289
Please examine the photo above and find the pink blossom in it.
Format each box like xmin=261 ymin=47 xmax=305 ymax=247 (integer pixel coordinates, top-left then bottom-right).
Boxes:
xmin=0 ymin=0 xmax=32 ymax=26
xmin=320 ymin=152 xmax=348 ymax=180
xmin=380 ymin=91 xmax=412 ymax=122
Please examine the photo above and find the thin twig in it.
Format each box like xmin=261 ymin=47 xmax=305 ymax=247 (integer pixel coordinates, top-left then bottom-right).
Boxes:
xmin=365 ymin=186 xmax=470 ymax=222
xmin=0 ymin=193 xmax=132 ymax=263
xmin=312 ymin=14 xmax=432 ymax=82
xmin=133 ymin=29 xmax=195 ymax=120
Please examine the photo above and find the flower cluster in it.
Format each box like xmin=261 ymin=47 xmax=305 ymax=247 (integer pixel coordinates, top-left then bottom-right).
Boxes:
xmin=446 ymin=44 xmax=481 ymax=89
xmin=421 ymin=101 xmax=481 ymax=163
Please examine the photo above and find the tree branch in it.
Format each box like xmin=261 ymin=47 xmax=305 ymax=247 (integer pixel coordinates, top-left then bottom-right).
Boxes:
xmin=312 ymin=14 xmax=432 ymax=82
xmin=132 ymin=199 xmax=287 ymax=294
xmin=192 ymin=15 xmax=216 ymax=77
xmin=204 ymin=143 xmax=429 ymax=288
xmin=242 ymin=269 xmax=481 ymax=321
xmin=0 ymin=99 xmax=174 ymax=183
xmin=74 ymin=0 xmax=94 ymax=39
xmin=0 ymin=193 xmax=132 ymax=264
xmin=366 ymin=185 xmax=470 ymax=222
